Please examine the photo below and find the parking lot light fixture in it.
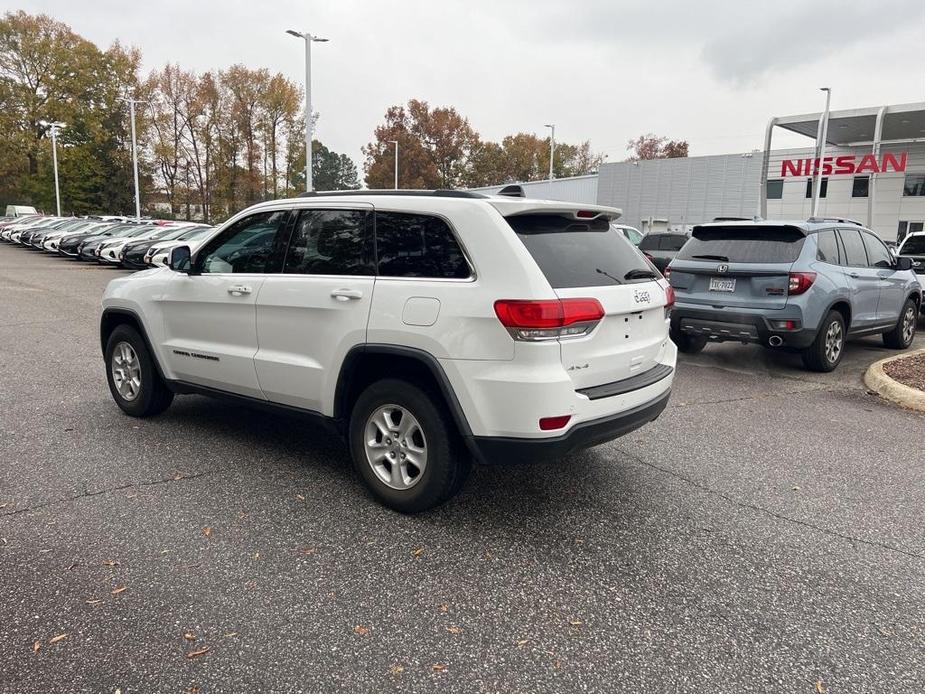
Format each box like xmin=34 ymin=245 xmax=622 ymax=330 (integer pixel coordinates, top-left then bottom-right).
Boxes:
xmin=39 ymin=120 xmax=66 ymax=216
xmin=390 ymin=140 xmax=399 ymax=189
xmin=286 ymin=29 xmax=329 ymax=193
xmin=544 ymin=124 xmax=555 ymax=180
xmin=120 ymin=92 xmax=146 ymax=222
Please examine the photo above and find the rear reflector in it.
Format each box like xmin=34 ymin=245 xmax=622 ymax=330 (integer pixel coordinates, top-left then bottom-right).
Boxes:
xmin=494 ymin=298 xmax=604 ymax=341
xmin=575 ymin=210 xmax=597 ymax=219
xmin=788 ymin=272 xmax=816 ymax=295
xmin=664 ymin=284 xmax=675 ymax=308
xmin=539 ymin=415 xmax=571 ymax=431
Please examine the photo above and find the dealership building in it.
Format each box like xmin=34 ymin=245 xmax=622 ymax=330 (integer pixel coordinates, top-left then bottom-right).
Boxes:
xmin=479 ymin=102 xmax=925 ymax=242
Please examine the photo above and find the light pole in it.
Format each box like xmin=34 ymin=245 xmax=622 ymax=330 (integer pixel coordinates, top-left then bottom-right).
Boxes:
xmin=120 ymin=93 xmax=146 ymax=221
xmin=39 ymin=120 xmax=66 ymax=216
xmin=286 ymin=29 xmax=329 ymax=193
xmin=390 ymin=140 xmax=399 ymax=189
xmin=812 ymin=87 xmax=832 ymax=218
xmin=544 ymin=123 xmax=556 ymax=180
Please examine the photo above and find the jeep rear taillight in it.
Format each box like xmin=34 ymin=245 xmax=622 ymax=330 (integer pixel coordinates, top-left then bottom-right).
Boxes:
xmin=494 ymin=298 xmax=604 ymax=341
xmin=788 ymin=272 xmax=816 ymax=295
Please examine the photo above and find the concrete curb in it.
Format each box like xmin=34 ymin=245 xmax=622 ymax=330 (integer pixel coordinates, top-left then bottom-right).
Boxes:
xmin=864 ymin=347 xmax=925 ymax=414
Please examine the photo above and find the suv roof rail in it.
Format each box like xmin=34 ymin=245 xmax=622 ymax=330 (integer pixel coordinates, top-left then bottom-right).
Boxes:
xmin=806 ymin=216 xmax=863 ymax=226
xmin=496 ymin=184 xmax=526 ymax=198
xmin=296 ymin=189 xmax=485 ymax=199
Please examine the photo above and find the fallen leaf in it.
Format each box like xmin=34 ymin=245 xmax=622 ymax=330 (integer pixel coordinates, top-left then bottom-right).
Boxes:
xmin=516 ymin=639 xmax=529 ymax=647
xmin=202 ymin=527 xmax=212 ymax=538
xmin=253 ymin=552 xmax=259 ymax=561
xmin=102 ymin=560 xmax=118 ymax=567
xmin=447 ymin=625 xmax=463 ymax=634
xmin=32 ymin=640 xmax=41 ymax=653
xmin=412 ymin=547 xmax=424 ymax=557
xmin=188 ymin=688 xmax=200 ymax=694
xmin=353 ymin=625 xmax=370 ymax=636
xmin=186 ymin=646 xmax=210 ymax=659
xmin=878 ymin=626 xmax=893 ymax=637
xmin=483 ymin=550 xmax=492 ymax=560
xmin=85 ymin=599 xmax=104 ymax=605
xmin=223 ymin=631 xmax=238 ymax=638
xmin=302 ymin=547 xmax=316 ymax=556
xmin=569 ymin=619 xmax=583 ymax=626
xmin=816 ymin=681 xmax=825 ymax=694
xmin=295 ymin=494 xmax=305 ymax=501
xmin=66 ymin=562 xmax=78 ymax=571
xmin=553 ymin=659 xmax=562 ymax=669
xmin=111 ymin=586 xmax=127 ymax=595
xmin=184 ymin=632 xmax=196 ymax=641
xmin=48 ymin=634 xmax=68 ymax=645
xmin=432 ymin=663 xmax=447 ymax=672
xmin=389 ymin=663 xmax=405 ymax=675
xmin=0 ymin=503 xmax=8 ymax=509
xmin=438 ymin=603 xmax=449 ymax=613
xmin=115 ymin=689 xmax=121 ymax=694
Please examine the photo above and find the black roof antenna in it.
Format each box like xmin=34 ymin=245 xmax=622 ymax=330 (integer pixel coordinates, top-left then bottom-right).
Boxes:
xmin=496 ymin=184 xmax=525 ymax=198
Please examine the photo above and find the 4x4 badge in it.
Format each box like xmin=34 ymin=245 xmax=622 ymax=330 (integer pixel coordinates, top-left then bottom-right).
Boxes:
xmin=717 ymin=263 xmax=729 ymax=273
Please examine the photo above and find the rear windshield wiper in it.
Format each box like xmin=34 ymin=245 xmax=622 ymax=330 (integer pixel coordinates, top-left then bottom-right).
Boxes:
xmin=623 ymin=268 xmax=659 ymax=280
xmin=690 ymin=254 xmax=729 ymax=262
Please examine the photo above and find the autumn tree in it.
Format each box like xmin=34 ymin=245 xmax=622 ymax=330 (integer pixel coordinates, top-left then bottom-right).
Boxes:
xmin=626 ymin=134 xmax=689 ymax=161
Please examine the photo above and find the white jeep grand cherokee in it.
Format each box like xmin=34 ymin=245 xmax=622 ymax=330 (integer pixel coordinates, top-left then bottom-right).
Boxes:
xmin=100 ymin=190 xmax=677 ymax=512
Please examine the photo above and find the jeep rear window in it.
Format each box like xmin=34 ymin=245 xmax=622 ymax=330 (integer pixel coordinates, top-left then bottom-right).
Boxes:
xmin=677 ymin=226 xmax=805 ymax=263
xmin=506 ymin=214 xmax=651 ymax=288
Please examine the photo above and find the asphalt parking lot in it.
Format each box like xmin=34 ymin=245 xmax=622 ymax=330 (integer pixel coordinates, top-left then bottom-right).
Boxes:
xmin=1 ymin=243 xmax=924 ymax=693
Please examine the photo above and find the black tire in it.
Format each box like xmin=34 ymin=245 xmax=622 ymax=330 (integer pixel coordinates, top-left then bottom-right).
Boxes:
xmin=801 ymin=310 xmax=845 ymax=372
xmin=882 ymin=299 xmax=918 ymax=349
xmin=104 ymin=324 xmax=174 ymax=417
xmin=348 ymin=378 xmax=470 ymax=513
xmin=670 ymin=328 xmax=708 ymax=354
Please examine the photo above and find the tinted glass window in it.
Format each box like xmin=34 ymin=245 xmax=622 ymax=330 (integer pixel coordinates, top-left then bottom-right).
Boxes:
xmin=376 ymin=212 xmax=470 ymax=279
xmin=816 ymin=230 xmax=840 ymax=264
xmin=852 ymin=176 xmax=870 ymax=198
xmin=618 ymin=226 xmax=643 ymax=245
xmin=903 ymin=174 xmax=925 ymax=196
xmin=197 ymin=210 xmax=290 ymax=274
xmin=805 ymin=178 xmax=828 ymax=198
xmin=637 ymin=234 xmax=660 ymax=251
xmin=507 ymin=214 xmax=650 ymax=288
xmin=862 ymin=232 xmax=893 ymax=268
xmin=900 ymin=235 xmax=925 ymax=254
xmin=676 ymin=226 xmax=805 ymax=263
xmin=837 ymin=228 xmax=868 ymax=267
xmin=766 ymin=179 xmax=783 ymax=199
xmin=283 ymin=209 xmax=373 ymax=275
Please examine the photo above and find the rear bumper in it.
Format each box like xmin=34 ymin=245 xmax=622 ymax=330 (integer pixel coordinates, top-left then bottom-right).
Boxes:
xmin=471 ymin=389 xmax=671 ymax=464
xmin=671 ymin=303 xmax=815 ymax=348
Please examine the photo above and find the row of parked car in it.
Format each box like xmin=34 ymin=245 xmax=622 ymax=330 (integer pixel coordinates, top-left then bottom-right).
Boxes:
xmin=0 ymin=214 xmax=213 ymax=269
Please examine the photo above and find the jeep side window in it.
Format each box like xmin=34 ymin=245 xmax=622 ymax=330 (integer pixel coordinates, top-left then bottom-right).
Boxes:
xmin=375 ymin=212 xmax=470 ymax=279
xmin=836 ymin=228 xmax=868 ymax=267
xmin=861 ymin=231 xmax=893 ymax=269
xmin=196 ymin=210 xmax=291 ymax=274
xmin=283 ymin=209 xmax=374 ymax=276
xmin=816 ymin=230 xmax=841 ymax=265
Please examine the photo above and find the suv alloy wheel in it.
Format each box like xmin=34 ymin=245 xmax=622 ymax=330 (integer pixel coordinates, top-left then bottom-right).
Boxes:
xmin=883 ymin=299 xmax=918 ymax=349
xmin=801 ymin=310 xmax=845 ymax=372
xmin=105 ymin=324 xmax=174 ymax=417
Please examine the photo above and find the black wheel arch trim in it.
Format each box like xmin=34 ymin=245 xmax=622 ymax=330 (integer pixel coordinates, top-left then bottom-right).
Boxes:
xmin=334 ymin=343 xmax=481 ymax=461
xmin=99 ymin=307 xmax=168 ymax=382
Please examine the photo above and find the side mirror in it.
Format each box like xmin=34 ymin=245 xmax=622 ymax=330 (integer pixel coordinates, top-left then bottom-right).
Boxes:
xmin=168 ymin=245 xmax=192 ymax=273
xmin=896 ymin=256 xmax=913 ymax=271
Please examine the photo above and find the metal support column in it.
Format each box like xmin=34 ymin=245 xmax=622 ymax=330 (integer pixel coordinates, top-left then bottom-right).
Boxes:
xmin=868 ymin=105 xmax=887 ymax=229
xmin=759 ymin=117 xmax=777 ymax=219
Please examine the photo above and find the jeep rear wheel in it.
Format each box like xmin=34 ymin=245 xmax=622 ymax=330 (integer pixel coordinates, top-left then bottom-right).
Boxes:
xmin=348 ymin=378 xmax=470 ymax=513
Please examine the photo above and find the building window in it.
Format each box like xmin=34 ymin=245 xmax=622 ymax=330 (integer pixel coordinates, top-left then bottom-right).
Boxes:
xmin=805 ymin=177 xmax=827 ymax=198
xmin=851 ymin=176 xmax=869 ymax=198
xmin=903 ymin=174 xmax=925 ymax=196
xmin=766 ymin=180 xmax=783 ymax=200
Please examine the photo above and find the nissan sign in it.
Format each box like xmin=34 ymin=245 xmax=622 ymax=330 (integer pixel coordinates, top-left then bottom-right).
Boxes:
xmin=780 ymin=152 xmax=907 ymax=177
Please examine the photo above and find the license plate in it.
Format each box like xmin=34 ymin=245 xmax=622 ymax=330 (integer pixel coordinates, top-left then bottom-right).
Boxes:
xmin=709 ymin=277 xmax=736 ymax=292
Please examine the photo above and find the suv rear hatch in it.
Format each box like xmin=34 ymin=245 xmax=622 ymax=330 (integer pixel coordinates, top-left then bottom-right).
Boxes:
xmin=669 ymin=224 xmax=806 ymax=310
xmin=504 ymin=211 xmax=670 ymax=390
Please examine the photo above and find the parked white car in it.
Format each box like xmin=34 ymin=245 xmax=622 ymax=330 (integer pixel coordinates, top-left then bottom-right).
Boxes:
xmin=100 ymin=191 xmax=677 ymax=512
xmin=146 ymin=227 xmax=214 ymax=267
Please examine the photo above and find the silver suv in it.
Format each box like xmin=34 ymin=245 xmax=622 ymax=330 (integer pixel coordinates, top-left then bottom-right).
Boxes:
xmin=667 ymin=219 xmax=921 ymax=372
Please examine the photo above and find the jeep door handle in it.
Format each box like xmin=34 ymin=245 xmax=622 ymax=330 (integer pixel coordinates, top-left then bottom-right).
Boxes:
xmin=331 ymin=288 xmax=363 ymax=301
xmin=848 ymin=272 xmax=860 ymax=278
xmin=227 ymin=285 xmax=252 ymax=296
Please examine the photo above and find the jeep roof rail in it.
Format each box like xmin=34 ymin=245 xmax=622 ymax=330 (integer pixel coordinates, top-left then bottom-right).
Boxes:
xmin=296 ymin=189 xmax=485 ymax=199
xmin=806 ymin=216 xmax=863 ymax=226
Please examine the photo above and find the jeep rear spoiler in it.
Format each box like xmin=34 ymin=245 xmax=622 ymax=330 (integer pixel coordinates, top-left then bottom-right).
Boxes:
xmin=489 ymin=198 xmax=622 ymax=222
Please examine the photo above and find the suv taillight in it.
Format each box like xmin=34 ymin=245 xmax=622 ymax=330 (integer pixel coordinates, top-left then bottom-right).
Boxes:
xmin=494 ymin=298 xmax=604 ymax=341
xmin=788 ymin=272 xmax=816 ymax=295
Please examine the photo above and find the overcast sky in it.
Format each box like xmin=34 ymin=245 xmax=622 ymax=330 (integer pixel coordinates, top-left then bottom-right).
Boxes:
xmin=16 ymin=0 xmax=925 ymax=176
